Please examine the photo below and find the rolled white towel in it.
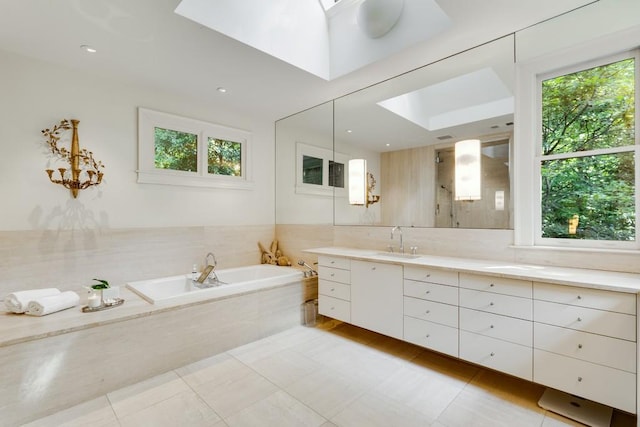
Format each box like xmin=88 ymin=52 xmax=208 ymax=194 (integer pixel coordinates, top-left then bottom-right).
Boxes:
xmin=4 ymin=288 xmax=61 ymax=313
xmin=26 ymin=291 xmax=80 ymax=316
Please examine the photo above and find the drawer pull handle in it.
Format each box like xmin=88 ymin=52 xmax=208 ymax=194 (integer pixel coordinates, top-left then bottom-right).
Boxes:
xmin=489 ymin=302 xmax=494 ymax=306
xmin=330 ymin=273 xmax=335 ymax=277
xmin=577 ymin=295 xmax=582 ymax=300
xmin=578 ymin=377 xmax=583 ymax=382
xmin=425 ymin=274 xmax=431 ymax=278
xmin=577 ymin=317 xmax=582 ymax=322
xmin=490 ymin=352 xmax=495 ymax=357
xmin=425 ymin=290 xmax=430 ymax=294
xmin=425 ymin=310 xmax=430 ymax=314
xmin=578 ymin=344 xmax=583 ymax=349
xmin=490 ymin=283 xmax=495 ymax=287
xmin=331 ymin=261 xmax=335 ymax=264
xmin=331 ymin=306 xmax=335 ymax=310
xmin=425 ymin=334 xmax=430 ymax=338
xmin=490 ymin=325 xmax=494 ymax=329
xmin=331 ymin=288 xmax=335 ymax=292
xmin=372 ymin=267 xmax=376 ymax=271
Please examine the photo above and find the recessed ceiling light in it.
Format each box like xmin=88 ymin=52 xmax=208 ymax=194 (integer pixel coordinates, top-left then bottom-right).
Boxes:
xmin=80 ymin=45 xmax=97 ymax=53
xmin=386 ymin=143 xmax=390 ymax=146
xmin=346 ymin=129 xmax=352 ymax=133
xmin=217 ymin=87 xmax=227 ymax=93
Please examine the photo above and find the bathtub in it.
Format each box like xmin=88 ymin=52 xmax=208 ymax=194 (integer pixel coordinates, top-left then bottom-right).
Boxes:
xmin=127 ymin=264 xmax=304 ymax=304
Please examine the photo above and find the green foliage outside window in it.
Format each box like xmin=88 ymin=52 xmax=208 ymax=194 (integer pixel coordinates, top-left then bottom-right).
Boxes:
xmin=154 ymin=127 xmax=197 ymax=172
xmin=541 ymin=57 xmax=635 ymax=241
xmin=208 ymin=138 xmax=242 ymax=176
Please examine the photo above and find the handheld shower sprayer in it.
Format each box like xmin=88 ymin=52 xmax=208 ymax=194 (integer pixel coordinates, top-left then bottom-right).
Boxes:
xmin=297 ymin=260 xmax=318 ymax=277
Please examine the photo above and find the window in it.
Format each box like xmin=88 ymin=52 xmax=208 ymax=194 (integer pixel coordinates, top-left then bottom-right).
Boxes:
xmin=296 ymin=142 xmax=347 ymax=196
xmin=536 ymin=52 xmax=638 ymax=248
xmin=138 ymin=108 xmax=252 ymax=189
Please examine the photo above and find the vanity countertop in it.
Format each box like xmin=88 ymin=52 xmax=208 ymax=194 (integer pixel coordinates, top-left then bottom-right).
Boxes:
xmin=305 ymin=247 xmax=640 ymax=294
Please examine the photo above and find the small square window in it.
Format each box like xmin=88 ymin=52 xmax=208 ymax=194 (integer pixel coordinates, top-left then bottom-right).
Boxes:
xmin=208 ymin=138 xmax=242 ymax=176
xmin=154 ymin=127 xmax=198 ymax=172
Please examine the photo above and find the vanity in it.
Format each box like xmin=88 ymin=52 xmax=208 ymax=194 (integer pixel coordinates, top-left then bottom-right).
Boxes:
xmin=308 ymin=247 xmax=640 ymax=416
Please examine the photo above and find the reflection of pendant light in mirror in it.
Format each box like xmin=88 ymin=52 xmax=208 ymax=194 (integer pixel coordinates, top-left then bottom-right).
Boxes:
xmin=349 ymin=159 xmax=381 ymax=207
xmin=349 ymin=159 xmax=367 ymax=205
xmin=454 ymin=139 xmax=481 ymax=201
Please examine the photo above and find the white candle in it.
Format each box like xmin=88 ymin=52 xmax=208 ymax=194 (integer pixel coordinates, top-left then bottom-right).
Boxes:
xmin=88 ymin=294 xmax=101 ymax=308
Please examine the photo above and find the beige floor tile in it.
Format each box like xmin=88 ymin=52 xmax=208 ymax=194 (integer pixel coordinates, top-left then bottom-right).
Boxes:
xmin=118 ymin=390 xmax=221 ymax=427
xmin=372 ymin=363 xmax=470 ymax=421
xmin=224 ymin=390 xmax=326 ymax=427
xmin=464 ymin=369 xmax=545 ymax=410
xmin=21 ymin=396 xmax=118 ymax=427
xmin=176 ymin=352 xmax=244 ymax=387
xmin=245 ymin=348 xmax=322 ymax=388
xmin=185 ymin=361 xmax=279 ymax=418
xmin=331 ymin=389 xmax=433 ymax=427
xmin=437 ymin=372 xmax=547 ymax=427
xmin=284 ymin=366 xmax=370 ymax=419
xmin=227 ymin=335 xmax=286 ymax=365
xmin=107 ymin=371 xmax=192 ymax=419
xmin=409 ymin=349 xmax=480 ymax=383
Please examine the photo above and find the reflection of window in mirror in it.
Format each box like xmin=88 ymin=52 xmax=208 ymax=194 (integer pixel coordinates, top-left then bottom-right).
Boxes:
xmin=436 ymin=138 xmax=510 ymax=229
xmin=329 ymin=161 xmax=344 ymax=188
xmin=302 ymin=155 xmax=323 ymax=185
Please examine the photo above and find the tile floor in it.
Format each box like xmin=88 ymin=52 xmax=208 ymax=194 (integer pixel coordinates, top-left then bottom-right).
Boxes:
xmin=24 ymin=320 xmax=636 ymax=427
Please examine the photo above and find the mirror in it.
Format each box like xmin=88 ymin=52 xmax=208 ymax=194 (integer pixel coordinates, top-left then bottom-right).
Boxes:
xmin=334 ymin=34 xmax=514 ymax=228
xmin=275 ymin=101 xmax=335 ymax=226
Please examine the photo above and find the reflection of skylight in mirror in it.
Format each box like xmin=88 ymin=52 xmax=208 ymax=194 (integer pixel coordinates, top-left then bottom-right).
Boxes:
xmin=377 ymin=67 xmax=514 ymax=131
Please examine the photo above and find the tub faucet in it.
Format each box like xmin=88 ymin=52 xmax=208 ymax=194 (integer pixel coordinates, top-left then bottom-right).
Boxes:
xmin=203 ymin=252 xmax=220 ymax=284
xmin=391 ymin=226 xmax=404 ymax=253
xmin=297 ymin=260 xmax=317 ymax=278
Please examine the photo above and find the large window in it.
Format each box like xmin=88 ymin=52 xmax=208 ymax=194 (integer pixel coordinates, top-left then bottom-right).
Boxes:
xmin=537 ymin=52 xmax=638 ymax=247
xmin=138 ymin=108 xmax=252 ymax=189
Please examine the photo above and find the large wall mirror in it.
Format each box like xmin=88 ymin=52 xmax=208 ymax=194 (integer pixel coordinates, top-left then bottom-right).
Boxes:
xmin=335 ymin=34 xmax=515 ymax=228
xmin=276 ymin=34 xmax=515 ymax=229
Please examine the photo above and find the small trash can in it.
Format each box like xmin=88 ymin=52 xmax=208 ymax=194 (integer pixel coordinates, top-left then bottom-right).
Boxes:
xmin=301 ymin=299 xmax=318 ymax=326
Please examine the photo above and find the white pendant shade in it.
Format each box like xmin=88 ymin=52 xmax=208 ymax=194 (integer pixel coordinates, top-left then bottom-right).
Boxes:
xmin=455 ymin=139 xmax=481 ymax=201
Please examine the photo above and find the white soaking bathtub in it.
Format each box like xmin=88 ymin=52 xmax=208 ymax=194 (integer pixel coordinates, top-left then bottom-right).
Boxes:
xmin=127 ymin=264 xmax=304 ymax=304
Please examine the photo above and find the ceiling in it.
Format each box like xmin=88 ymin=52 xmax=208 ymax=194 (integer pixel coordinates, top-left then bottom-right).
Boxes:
xmin=0 ymin=0 xmax=597 ymax=125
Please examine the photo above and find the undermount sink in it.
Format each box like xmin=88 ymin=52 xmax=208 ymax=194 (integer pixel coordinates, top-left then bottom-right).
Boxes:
xmin=375 ymin=252 xmax=421 ymax=259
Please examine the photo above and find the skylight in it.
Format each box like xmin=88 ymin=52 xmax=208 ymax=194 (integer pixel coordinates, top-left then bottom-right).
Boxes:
xmin=377 ymin=67 xmax=514 ymax=131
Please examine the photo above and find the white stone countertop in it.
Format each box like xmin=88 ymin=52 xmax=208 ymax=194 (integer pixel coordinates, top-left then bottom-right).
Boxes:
xmin=305 ymin=247 xmax=640 ymax=294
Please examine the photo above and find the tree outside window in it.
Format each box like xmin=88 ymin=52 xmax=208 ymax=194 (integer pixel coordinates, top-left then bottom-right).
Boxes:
xmin=154 ymin=127 xmax=198 ymax=172
xmin=540 ymin=56 xmax=636 ymax=242
xmin=208 ymin=138 xmax=242 ymax=176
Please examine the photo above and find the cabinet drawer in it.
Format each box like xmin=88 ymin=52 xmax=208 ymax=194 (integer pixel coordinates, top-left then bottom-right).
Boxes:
xmin=404 ymin=279 xmax=458 ymax=305
xmin=459 ymin=331 xmax=532 ymax=380
xmin=319 ymin=280 xmax=350 ymax=301
xmin=404 ymin=316 xmax=458 ymax=357
xmin=460 ymin=273 xmax=532 ymax=298
xmin=318 ymin=295 xmax=350 ymax=323
xmin=404 ymin=297 xmax=458 ymax=328
xmin=460 ymin=288 xmax=532 ymax=320
xmin=534 ymin=300 xmax=636 ymax=341
xmin=317 ymin=256 xmax=350 ymax=270
xmin=534 ymin=349 xmax=636 ymax=413
xmin=404 ymin=266 xmax=458 ymax=286
xmin=318 ymin=266 xmax=350 ymax=284
xmin=534 ymin=323 xmax=635 ymax=373
xmin=534 ymin=282 xmax=636 ymax=315
xmin=460 ymin=308 xmax=532 ymax=347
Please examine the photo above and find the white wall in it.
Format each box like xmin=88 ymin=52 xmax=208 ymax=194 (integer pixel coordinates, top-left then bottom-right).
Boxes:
xmin=0 ymin=49 xmax=275 ymax=231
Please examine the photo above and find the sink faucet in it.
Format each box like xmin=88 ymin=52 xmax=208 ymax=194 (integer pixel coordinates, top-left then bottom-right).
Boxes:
xmin=390 ymin=226 xmax=404 ymax=254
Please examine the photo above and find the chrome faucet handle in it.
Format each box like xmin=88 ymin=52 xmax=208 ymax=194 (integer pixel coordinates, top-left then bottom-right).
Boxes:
xmin=387 ymin=245 xmax=394 ymax=253
xmin=410 ymin=246 xmax=418 ymax=255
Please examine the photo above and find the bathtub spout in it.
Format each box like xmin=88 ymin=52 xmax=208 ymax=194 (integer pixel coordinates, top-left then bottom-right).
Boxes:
xmin=297 ymin=260 xmax=317 ymax=278
xmin=203 ymin=252 xmax=222 ymax=284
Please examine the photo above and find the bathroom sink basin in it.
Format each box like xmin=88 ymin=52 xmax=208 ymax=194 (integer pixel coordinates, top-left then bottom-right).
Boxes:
xmin=375 ymin=252 xmax=421 ymax=259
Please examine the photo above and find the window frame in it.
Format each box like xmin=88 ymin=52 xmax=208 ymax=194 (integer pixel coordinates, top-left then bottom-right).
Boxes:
xmin=515 ymin=48 xmax=639 ymax=251
xmin=295 ymin=142 xmax=347 ymax=197
xmin=138 ymin=108 xmax=253 ymax=189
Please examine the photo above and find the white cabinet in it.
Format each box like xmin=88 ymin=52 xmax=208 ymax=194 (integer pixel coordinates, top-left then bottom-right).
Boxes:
xmin=458 ymin=273 xmax=533 ymax=381
xmin=351 ymin=260 xmax=403 ymax=339
xmin=532 ymin=281 xmax=637 ymax=413
xmin=317 ymin=256 xmax=351 ymax=323
xmin=403 ymin=266 xmax=458 ymax=357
